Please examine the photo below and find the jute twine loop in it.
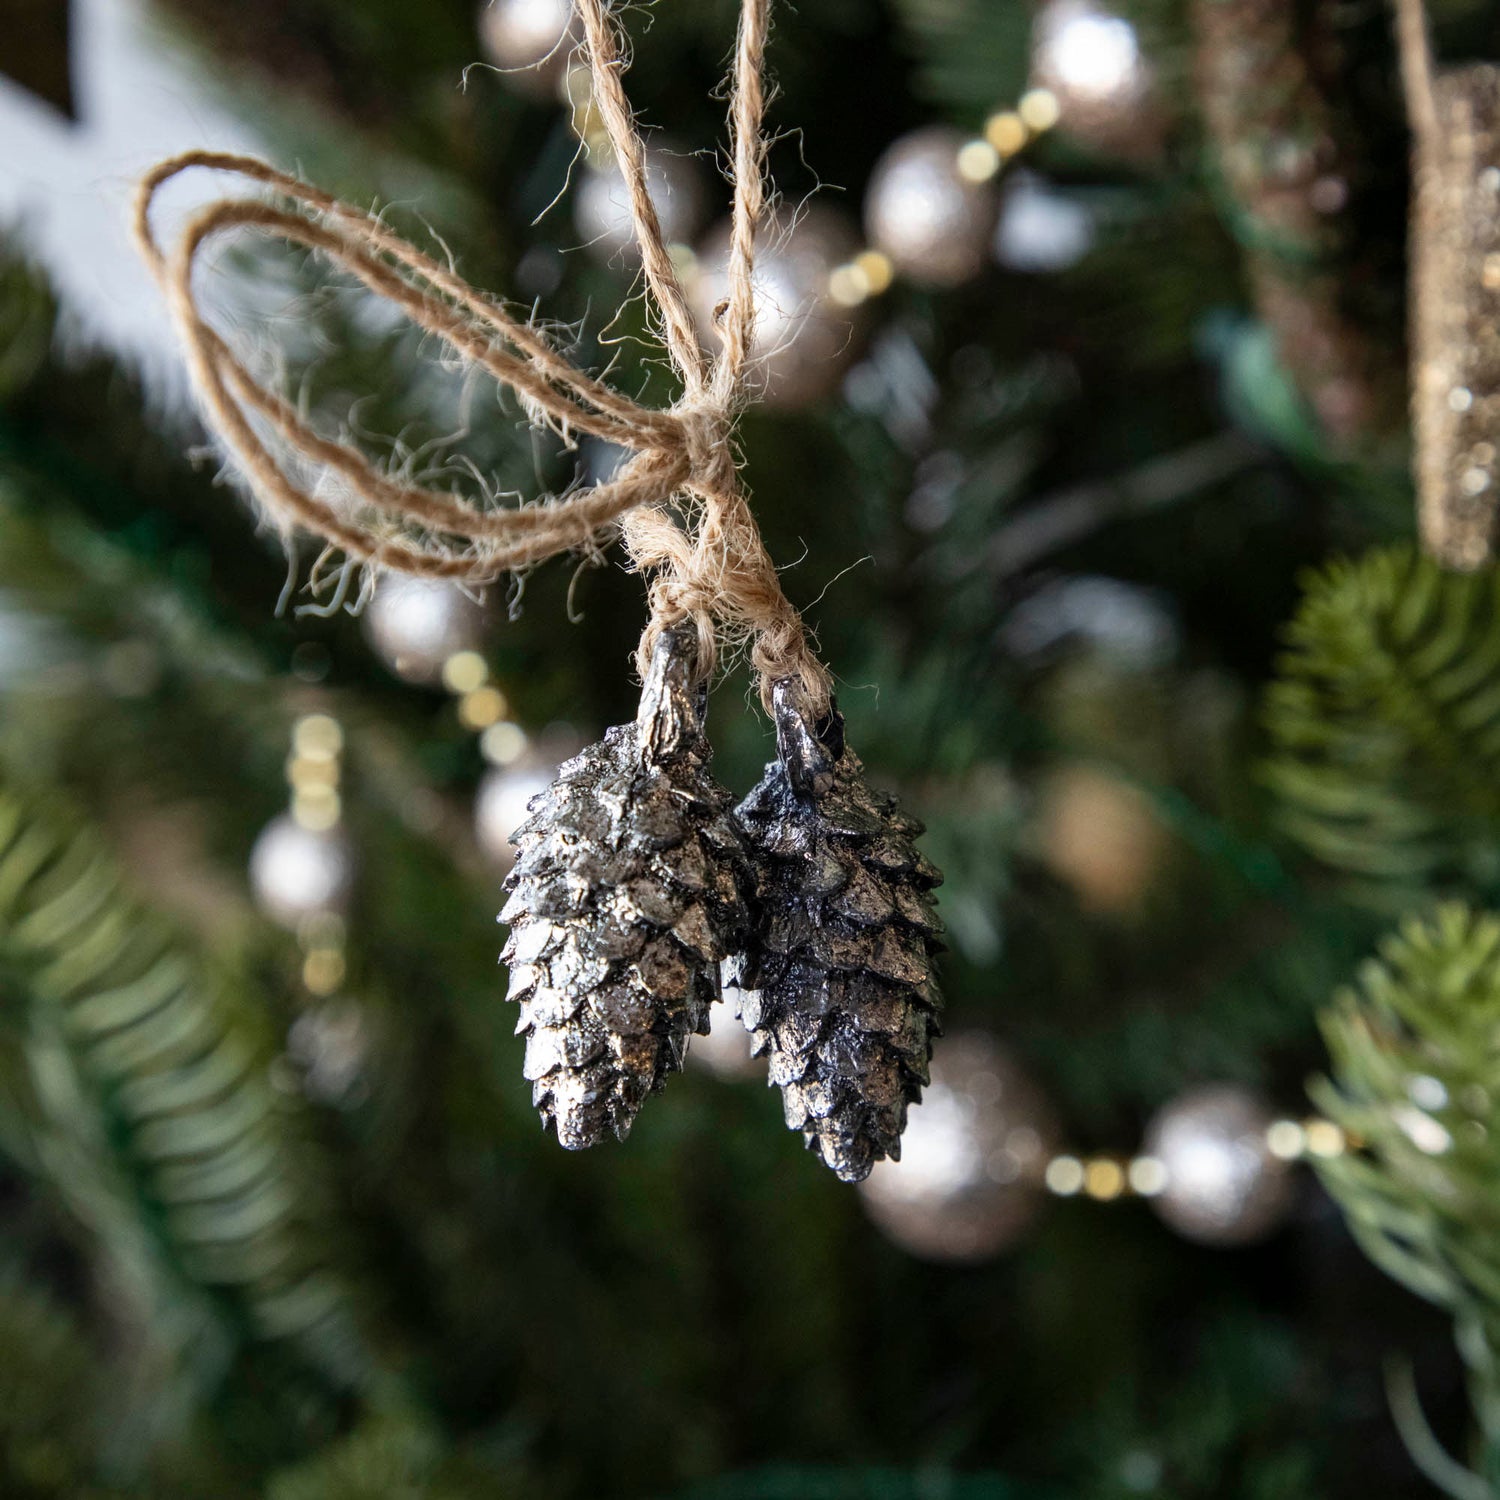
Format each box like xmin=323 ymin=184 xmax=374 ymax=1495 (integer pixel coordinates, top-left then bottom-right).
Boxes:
xmin=133 ymin=0 xmax=831 ymax=715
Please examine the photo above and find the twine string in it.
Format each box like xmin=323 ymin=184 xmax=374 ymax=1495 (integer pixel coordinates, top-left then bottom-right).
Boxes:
xmin=1392 ymin=0 xmax=1440 ymax=146
xmin=133 ymin=0 xmax=831 ymax=713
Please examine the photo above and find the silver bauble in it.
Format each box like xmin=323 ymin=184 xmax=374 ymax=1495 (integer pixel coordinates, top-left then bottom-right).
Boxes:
xmin=249 ymin=814 xmax=355 ymax=928
xmin=993 ymin=173 xmax=1095 ymax=273
xmin=1143 ymin=1084 xmax=1294 ymax=1246
xmin=1029 ymin=0 xmax=1162 ymax=159
xmin=859 ymin=1032 xmax=1058 ymax=1262
xmin=688 ymin=206 xmax=864 ymax=409
xmin=362 ymin=576 xmax=488 ymax=687
xmin=576 ymin=143 xmax=706 ymax=263
xmin=478 ymin=0 xmax=578 ymax=98
xmin=864 ymin=127 xmax=999 ymax=288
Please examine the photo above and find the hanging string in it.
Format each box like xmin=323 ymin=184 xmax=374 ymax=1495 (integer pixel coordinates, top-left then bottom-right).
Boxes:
xmin=1392 ymin=0 xmax=1440 ymax=146
xmin=133 ymin=0 xmax=832 ymax=715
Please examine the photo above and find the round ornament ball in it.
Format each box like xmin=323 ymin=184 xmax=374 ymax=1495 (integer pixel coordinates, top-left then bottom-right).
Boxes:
xmin=576 ymin=144 xmax=706 ymax=263
xmin=478 ymin=0 xmax=578 ymax=98
xmin=249 ymin=814 xmax=355 ymax=928
xmin=859 ymin=1031 xmax=1059 ymax=1263
xmin=362 ymin=576 xmax=488 ymax=687
xmin=1143 ymin=1084 xmax=1294 ymax=1246
xmin=865 ymin=126 xmax=999 ymax=288
xmin=1035 ymin=763 xmax=1172 ymax=916
xmin=994 ymin=173 xmax=1096 ymax=274
xmin=688 ymin=206 xmax=864 ymax=409
xmin=1029 ymin=0 xmax=1163 ymax=159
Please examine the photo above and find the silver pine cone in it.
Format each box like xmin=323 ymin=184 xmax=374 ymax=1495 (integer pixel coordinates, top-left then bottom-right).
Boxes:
xmin=500 ymin=625 xmax=748 ymax=1148
xmin=727 ymin=681 xmax=944 ymax=1182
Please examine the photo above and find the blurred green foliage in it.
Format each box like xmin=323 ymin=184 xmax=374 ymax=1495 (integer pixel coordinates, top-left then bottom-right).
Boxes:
xmin=3 ymin=0 xmax=1498 ymax=1493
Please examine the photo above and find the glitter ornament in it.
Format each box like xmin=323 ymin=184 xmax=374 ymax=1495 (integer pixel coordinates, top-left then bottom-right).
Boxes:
xmin=1030 ymin=0 xmax=1162 ymax=159
xmin=860 ymin=1032 xmax=1058 ymax=1262
xmin=500 ymin=625 xmax=750 ymax=1149
xmin=248 ymin=814 xmax=354 ymax=928
xmin=576 ymin=143 xmax=706 ymax=263
xmin=728 ymin=681 xmax=944 ymax=1183
xmin=363 ymin=576 xmax=488 ymax=687
xmin=1413 ymin=66 xmax=1500 ymax=569
xmin=1144 ymin=1083 xmax=1294 ymax=1245
xmin=688 ymin=206 xmax=863 ymax=409
xmin=478 ymin=0 xmax=578 ymax=99
xmin=1191 ymin=0 xmax=1406 ymax=448
xmin=864 ymin=127 xmax=999 ymax=287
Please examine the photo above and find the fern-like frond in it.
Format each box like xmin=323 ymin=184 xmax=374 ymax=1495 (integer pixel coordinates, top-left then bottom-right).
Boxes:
xmin=0 ymin=780 xmax=375 ymax=1395
xmin=1315 ymin=904 xmax=1500 ymax=1442
xmin=1262 ymin=545 xmax=1500 ymax=883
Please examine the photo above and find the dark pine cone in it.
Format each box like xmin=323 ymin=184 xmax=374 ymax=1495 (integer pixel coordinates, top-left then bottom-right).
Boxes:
xmin=500 ymin=625 xmax=748 ymax=1149
xmin=727 ymin=681 xmax=943 ymax=1182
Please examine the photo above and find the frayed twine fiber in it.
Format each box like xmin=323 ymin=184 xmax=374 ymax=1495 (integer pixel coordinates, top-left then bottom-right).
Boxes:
xmin=133 ymin=0 xmax=832 ymax=715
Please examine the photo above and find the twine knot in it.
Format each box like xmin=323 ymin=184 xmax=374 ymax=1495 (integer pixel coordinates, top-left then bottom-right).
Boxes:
xmin=133 ymin=0 xmax=832 ymax=718
xmin=675 ymin=401 xmax=736 ymax=498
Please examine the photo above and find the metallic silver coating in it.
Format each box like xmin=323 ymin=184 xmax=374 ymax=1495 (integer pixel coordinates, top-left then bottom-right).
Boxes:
xmin=500 ymin=625 xmax=750 ymax=1149
xmin=728 ymin=684 xmax=944 ymax=1183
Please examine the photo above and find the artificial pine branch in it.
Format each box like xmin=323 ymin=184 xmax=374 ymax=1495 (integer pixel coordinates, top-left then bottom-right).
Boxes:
xmin=1262 ymin=545 xmax=1500 ymax=885
xmin=0 ymin=778 xmax=378 ymax=1394
xmin=1315 ymin=905 xmax=1500 ymax=1458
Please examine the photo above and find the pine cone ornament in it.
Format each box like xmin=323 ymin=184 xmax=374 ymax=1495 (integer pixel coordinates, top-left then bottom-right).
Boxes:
xmin=500 ymin=625 xmax=749 ymax=1148
xmin=728 ymin=682 xmax=944 ymax=1182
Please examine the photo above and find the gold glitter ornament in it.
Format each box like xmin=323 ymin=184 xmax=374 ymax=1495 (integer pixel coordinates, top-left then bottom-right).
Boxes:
xmin=1190 ymin=0 xmax=1406 ymax=448
xmin=1411 ymin=66 xmax=1500 ymax=570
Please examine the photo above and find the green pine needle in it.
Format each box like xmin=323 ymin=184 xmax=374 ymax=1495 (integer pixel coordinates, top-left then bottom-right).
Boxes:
xmin=0 ymin=779 xmax=375 ymax=1397
xmin=1316 ymin=904 xmax=1500 ymax=1456
xmin=1262 ymin=545 xmax=1500 ymax=885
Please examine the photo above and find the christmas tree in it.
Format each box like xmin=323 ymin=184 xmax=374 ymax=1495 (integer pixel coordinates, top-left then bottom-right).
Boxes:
xmin=3 ymin=0 xmax=1500 ymax=1494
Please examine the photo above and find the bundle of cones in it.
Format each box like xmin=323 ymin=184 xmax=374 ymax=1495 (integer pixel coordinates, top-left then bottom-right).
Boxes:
xmin=502 ymin=627 xmax=944 ymax=1183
